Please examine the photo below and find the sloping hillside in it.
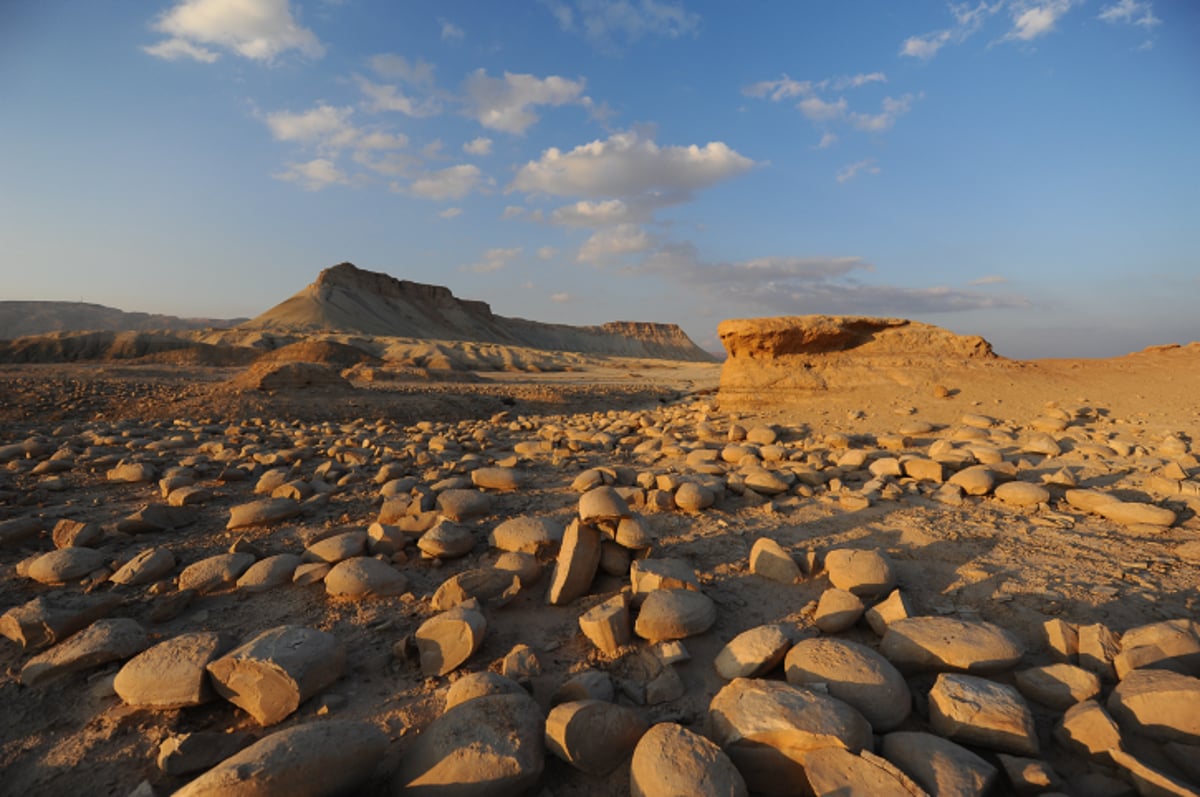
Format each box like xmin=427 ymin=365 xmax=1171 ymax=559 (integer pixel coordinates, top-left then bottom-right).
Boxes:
xmin=0 ymin=301 xmax=242 ymax=339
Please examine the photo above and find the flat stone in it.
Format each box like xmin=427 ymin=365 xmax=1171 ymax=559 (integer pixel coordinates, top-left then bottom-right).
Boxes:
xmin=432 ymin=568 xmax=521 ymax=611
xmin=709 ymin=678 xmax=872 ymax=795
xmin=1107 ymin=669 xmax=1200 ymax=744
xmin=749 ymin=537 xmax=801 ymax=584
xmin=237 ymin=554 xmax=301 ymax=593
xmin=631 ymin=558 xmax=700 ymax=596
xmin=111 ymin=547 xmax=176 ymax=586
xmin=1116 ymin=619 xmax=1200 ymax=679
xmin=814 ymin=588 xmax=865 ymax=633
xmin=547 ymin=519 xmax=602 ymax=606
xmin=743 ymin=467 xmax=790 ymax=496
xmin=579 ymin=594 xmax=632 ymax=656
xmin=156 ymin=731 xmax=255 ymax=776
xmin=802 ymin=747 xmax=929 ymax=797
xmin=994 ymin=481 xmax=1051 ymax=507
xmin=1014 ymin=663 xmax=1102 ymax=709
xmin=303 ymin=531 xmax=366 ymax=563
xmin=785 ymin=637 xmax=912 ymax=733
xmin=471 ymin=467 xmax=526 ymax=491
xmin=903 ymin=458 xmax=944 ymax=483
xmin=115 ymin=631 xmax=232 ymax=709
xmin=437 ymin=488 xmax=494 ymax=521
xmin=324 ymin=556 xmax=407 ymax=598
xmin=415 ymin=603 xmax=487 ymax=677
xmin=1055 ymin=699 xmax=1122 ymax=763
xmin=881 ymin=616 xmax=1024 ymax=673
xmin=579 ymin=486 xmax=632 ymax=522
xmin=21 ymin=618 xmax=149 ymax=688
xmin=226 ymin=497 xmax=301 ymax=530
xmin=882 ymin=731 xmax=998 ymax=797
xmin=51 ymin=518 xmax=102 ymax=549
xmin=0 ymin=593 xmax=122 ymax=650
xmin=489 ymin=516 xmax=562 ymax=554
xmin=824 ymin=548 xmax=896 ymax=597
xmin=1096 ymin=500 xmax=1176 ymax=527
xmin=26 ymin=547 xmax=106 ymax=584
xmin=206 ymin=625 xmax=346 ymax=726
xmin=634 ymin=589 xmax=716 ymax=642
xmin=173 ymin=720 xmax=387 ymax=797
xmin=444 ymin=672 xmax=526 ymax=711
xmin=866 ymin=589 xmax=912 ymax=636
xmin=418 ymin=519 xmax=476 ymax=559
xmin=1109 ymin=748 xmax=1200 ymax=797
xmin=117 ymin=504 xmax=198 ymax=533
xmin=178 ymin=552 xmax=256 ymax=595
xmin=929 ymin=673 xmax=1038 ymax=756
xmin=545 ymin=699 xmax=649 ymax=775
xmin=714 ymin=624 xmax=792 ymax=680
xmin=396 ymin=693 xmax=545 ymax=797
xmin=630 ymin=722 xmax=748 ymax=797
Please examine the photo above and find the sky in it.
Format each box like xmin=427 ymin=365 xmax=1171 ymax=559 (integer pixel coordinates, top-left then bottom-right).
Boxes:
xmin=2 ymin=0 xmax=1198 ymax=358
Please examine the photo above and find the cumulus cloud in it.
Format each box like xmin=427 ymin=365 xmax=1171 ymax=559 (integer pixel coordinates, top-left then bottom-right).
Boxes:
xmin=145 ymin=0 xmax=323 ymax=63
xmin=836 ymin=159 xmax=881 ymax=183
xmin=463 ymin=137 xmax=494 ymax=156
xmin=465 ymin=246 xmax=522 ymax=273
xmin=368 ymin=53 xmax=436 ymax=86
xmin=850 ymin=94 xmax=916 ymax=132
xmin=510 ymin=130 xmax=754 ymax=209
xmin=439 ymin=207 xmax=463 ymax=219
xmin=1004 ymin=0 xmax=1076 ymax=41
xmin=899 ymin=1 xmax=1003 ymax=59
xmin=639 ymin=241 xmax=1029 ymax=316
xmin=408 ymin=164 xmax=482 ymax=200
xmin=264 ymin=103 xmax=408 ymax=155
xmin=798 ymin=96 xmax=847 ymax=122
xmin=544 ymin=0 xmax=700 ymax=48
xmin=900 ymin=30 xmax=953 ymax=59
xmin=273 ymin=158 xmax=348 ymax=191
xmin=578 ymin=224 xmax=656 ymax=263
xmin=465 ymin=70 xmax=590 ymax=134
xmin=356 ymin=75 xmax=443 ymax=117
xmin=550 ymin=199 xmax=647 ymax=227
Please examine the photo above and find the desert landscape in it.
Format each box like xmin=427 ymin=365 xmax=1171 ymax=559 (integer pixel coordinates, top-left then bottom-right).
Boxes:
xmin=0 ymin=262 xmax=1198 ymax=797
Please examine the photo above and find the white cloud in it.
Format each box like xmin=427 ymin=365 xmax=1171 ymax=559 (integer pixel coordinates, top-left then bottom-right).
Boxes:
xmin=1005 ymin=0 xmax=1075 ymax=41
xmin=368 ymin=54 xmax=436 ymax=86
xmin=356 ymin=75 xmax=442 ymax=117
xmin=969 ymin=274 xmax=1009 ymax=285
xmin=849 ymin=94 xmax=916 ymax=132
xmin=142 ymin=37 xmax=219 ymax=63
xmin=463 ymin=137 xmax=494 ymax=156
xmin=742 ymin=76 xmax=811 ymax=101
xmin=408 ymin=164 xmax=482 ymax=200
xmin=550 ymin=292 xmax=573 ymax=303
xmin=900 ymin=30 xmax=952 ymax=59
xmin=465 ymin=70 xmax=589 ymax=134
xmin=439 ymin=207 xmax=463 ymax=219
xmin=510 ymin=130 xmax=755 ymax=208
xmin=466 ymin=247 xmax=522 ymax=273
xmin=550 ymin=198 xmax=646 ymax=227
xmin=537 ymin=246 xmax=559 ymax=260
xmin=145 ymin=0 xmax=323 ymax=63
xmin=273 ymin=158 xmax=348 ymax=191
xmin=544 ymin=0 xmax=700 ymax=48
xmin=836 ymin=159 xmax=881 ymax=183
xmin=440 ymin=19 xmax=465 ymax=41
xmin=578 ymin=224 xmax=656 ymax=263
xmin=798 ymin=96 xmax=847 ymax=122
xmin=817 ymin=132 xmax=838 ymax=149
xmin=265 ymin=104 xmax=359 ymax=150
xmin=829 ymin=72 xmax=887 ymax=90
xmin=1099 ymin=0 xmax=1160 ymax=27
xmin=502 ymin=205 xmax=527 ymax=219
xmin=899 ymin=1 xmax=1003 ymax=59
xmin=352 ymin=150 xmax=419 ymax=178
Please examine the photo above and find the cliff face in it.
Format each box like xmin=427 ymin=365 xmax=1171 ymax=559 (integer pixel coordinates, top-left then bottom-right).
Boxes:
xmin=717 ymin=315 xmax=1001 ymax=410
xmin=242 ymin=263 xmax=715 ymax=362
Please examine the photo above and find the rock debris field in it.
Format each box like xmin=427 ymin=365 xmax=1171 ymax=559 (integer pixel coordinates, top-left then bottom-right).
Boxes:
xmin=2 ymin=362 xmax=1200 ymax=797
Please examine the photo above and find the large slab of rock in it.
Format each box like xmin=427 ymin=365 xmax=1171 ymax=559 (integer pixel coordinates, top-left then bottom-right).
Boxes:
xmin=324 ymin=556 xmax=407 ymax=598
xmin=415 ymin=603 xmax=487 ymax=677
xmin=117 ymin=503 xmax=198 ymax=534
xmin=396 ymin=692 xmax=545 ymax=797
xmin=1108 ymin=749 xmax=1200 ymax=797
xmin=21 ymin=618 xmax=149 ymax=688
xmin=1116 ymin=618 xmax=1200 ymax=679
xmin=1014 ymin=663 xmax=1101 ymax=709
xmin=206 ymin=625 xmax=346 ymax=726
xmin=802 ymin=747 xmax=929 ymax=796
xmin=174 ymin=720 xmax=388 ymax=797
xmin=1107 ymin=669 xmax=1200 ymax=744
xmin=26 ymin=547 xmax=106 ymax=584
xmin=226 ymin=497 xmax=301 ymax=530
xmin=111 ymin=546 xmax=176 ymax=586
xmin=114 ymin=631 xmax=231 ymax=709
xmin=715 ymin=624 xmax=792 ymax=680
xmin=928 ymin=673 xmax=1038 ymax=755
xmin=489 ymin=516 xmax=562 ymax=554
xmin=785 ymin=637 xmax=911 ymax=732
xmin=432 ymin=568 xmax=521 ymax=611
xmin=237 ymin=554 xmax=301 ymax=593
xmin=634 ymin=589 xmax=717 ymax=642
xmin=1054 ymin=699 xmax=1122 ymax=763
xmin=882 ymin=731 xmax=998 ymax=797
xmin=630 ymin=558 xmax=700 ymax=596
xmin=0 ymin=593 xmax=122 ymax=649
xmin=709 ymin=677 xmax=872 ymax=794
xmin=880 ymin=616 xmax=1024 ymax=673
xmin=179 ymin=552 xmax=256 ymax=595
xmin=547 ymin=519 xmax=602 ymax=606
xmin=545 ymin=700 xmax=649 ymax=775
xmin=630 ymin=722 xmax=748 ymax=797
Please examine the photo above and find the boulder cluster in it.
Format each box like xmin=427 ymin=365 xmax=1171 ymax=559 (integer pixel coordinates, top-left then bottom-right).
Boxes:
xmin=1 ymin=394 xmax=1198 ymax=796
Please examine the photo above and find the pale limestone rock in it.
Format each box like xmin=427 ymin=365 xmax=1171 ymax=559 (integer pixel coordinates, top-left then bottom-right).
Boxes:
xmin=471 ymin=467 xmax=526 ymax=491
xmin=51 ymin=519 xmax=102 ymax=549
xmin=444 ymin=672 xmax=525 ymax=711
xmin=749 ymin=537 xmax=801 ymax=584
xmin=579 ymin=594 xmax=632 ymax=655
xmin=634 ymin=589 xmax=716 ymax=642
xmin=802 ymin=747 xmax=929 ymax=797
xmin=996 ymin=755 xmax=1064 ymax=797
xmin=178 ymin=552 xmax=255 ymax=595
xmin=714 ymin=624 xmax=792 ymax=680
xmin=882 ymin=731 xmax=997 ymax=797
xmin=1055 ymin=700 xmax=1123 ymax=763
xmin=156 ymin=731 xmax=254 ymax=776
xmin=1044 ymin=618 xmax=1080 ymax=663
xmin=21 ymin=618 xmax=148 ymax=688
xmin=547 ymin=519 xmax=601 ymax=606
xmin=866 ymin=589 xmax=912 ymax=636
xmin=675 ymin=481 xmax=715 ymax=512
xmin=630 ymin=722 xmax=747 ymax=797
xmin=824 ymin=548 xmax=896 ymax=598
xmin=881 ymin=616 xmax=1024 ymax=673
xmin=1079 ymin=622 xmax=1121 ymax=681
xmin=1116 ymin=619 xmax=1200 ymax=679
xmin=26 ymin=547 xmax=105 ymax=585
xmin=324 ymin=556 xmax=407 ymax=598
xmin=115 ymin=631 xmax=231 ymax=709
xmin=1014 ymin=663 xmax=1101 ymax=710
xmin=1108 ymin=749 xmax=1200 ymax=797
xmin=0 ymin=593 xmax=122 ymax=650
xmin=226 ymin=497 xmax=301 ymax=530
xmin=302 ymin=531 xmax=366 ymax=564
xmin=903 ymin=458 xmax=944 ymax=483
xmin=948 ymin=465 xmax=995 ymax=496
xmin=431 ymin=568 xmax=520 ymax=611
xmin=814 ymin=588 xmax=865 ymax=633
xmin=553 ymin=670 xmax=614 ymax=705
xmin=418 ymin=519 xmax=475 ymax=559
xmin=436 ymin=488 xmax=493 ymax=522
xmin=111 ymin=547 xmax=176 ymax=586
xmin=929 ymin=674 xmax=1038 ymax=756
xmin=236 ymin=554 xmax=301 ymax=593
xmin=415 ymin=604 xmax=487 ymax=677
xmin=1096 ymin=500 xmax=1176 ymax=528
xmin=785 ymin=637 xmax=911 ymax=733
xmin=1108 ymin=669 xmax=1200 ymax=744
xmin=500 ymin=643 xmax=542 ymax=681
xmin=545 ymin=700 xmax=649 ymax=775
xmin=579 ymin=486 xmax=632 ymax=522
xmin=489 ymin=516 xmax=561 ymax=554
xmin=994 ymin=481 xmax=1051 ymax=507
xmin=631 ymin=558 xmax=700 ymax=596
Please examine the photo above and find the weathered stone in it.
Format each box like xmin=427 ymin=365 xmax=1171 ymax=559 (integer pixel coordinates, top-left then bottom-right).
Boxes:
xmin=500 ymin=643 xmax=541 ymax=681
xmin=743 ymin=467 xmax=790 ymax=496
xmin=173 ymin=720 xmax=387 ymax=797
xmin=948 ymin=465 xmax=995 ymax=496
xmin=785 ymin=637 xmax=912 ymax=733
xmin=1014 ymin=663 xmax=1102 ymax=709
xmin=630 ymin=722 xmax=748 ymax=797
xmin=108 ymin=462 xmax=156 ymax=483
xmin=579 ymin=486 xmax=632 ymax=522
xmin=866 ymin=589 xmax=912 ymax=636
xmin=117 ymin=503 xmax=198 ymax=533
xmin=471 ymin=467 xmax=526 ymax=491
xmin=547 ymin=519 xmax=602 ymax=606
xmin=292 ymin=562 xmax=330 ymax=585
xmin=156 ymin=731 xmax=255 ymax=776
xmin=236 ymin=554 xmax=301 ymax=592
xmin=436 ymin=488 xmax=494 ymax=522
xmin=1108 ymin=749 xmax=1200 ymax=797
xmin=615 ymin=515 xmax=655 ymax=549
xmin=114 ymin=631 xmax=231 ymax=709
xmin=0 ymin=593 xmax=122 ymax=649
xmin=634 ymin=589 xmax=716 ymax=642
xmin=929 ymin=673 xmax=1038 ymax=756
xmin=882 ymin=731 xmax=997 ymax=797
xmin=1116 ymin=619 xmax=1200 ymax=679
xmin=432 ymin=568 xmax=520 ymax=611
xmin=1096 ymin=500 xmax=1177 ymax=528
xmin=179 ymin=552 xmax=256 ymax=594
xmin=444 ymin=672 xmax=526 ymax=710
xmin=553 ymin=670 xmax=614 ymax=705
xmin=26 ymin=546 xmax=106 ymax=584
xmin=579 ymin=594 xmax=632 ymax=656
xmin=904 ymin=458 xmax=944 ymax=483
xmin=489 ymin=516 xmax=561 ymax=554
xmin=396 ymin=693 xmax=545 ymax=797
xmin=1044 ymin=618 xmax=1079 ymax=663
xmin=675 ymin=481 xmax=715 ymax=512
xmin=646 ymin=665 xmax=686 ymax=705
xmin=824 ymin=548 xmax=896 ymax=598
xmin=21 ymin=618 xmax=149 ymax=688
xmin=51 ymin=518 xmax=102 ymax=549
xmin=749 ymin=537 xmax=802 ymax=584
xmin=1079 ymin=622 xmax=1122 ymax=681
xmin=631 ymin=558 xmax=700 ymax=596
xmin=994 ymin=481 xmax=1051 ymax=507
xmin=709 ymin=678 xmax=872 ymax=795
xmin=0 ymin=516 xmax=42 ymax=548
xmin=324 ymin=556 xmax=407 ymax=598
xmin=714 ymin=624 xmax=792 ymax=680
xmin=111 ymin=546 xmax=176 ymax=586
xmin=814 ymin=588 xmax=865 ymax=633
xmin=802 ymin=747 xmax=929 ymax=797
xmin=1055 ymin=700 xmax=1123 ymax=763
xmin=303 ymin=530 xmax=366 ymax=563
xmin=206 ymin=625 xmax=346 ymax=726
xmin=418 ymin=519 xmax=476 ymax=559
xmin=415 ymin=603 xmax=487 ymax=677
xmin=226 ymin=497 xmax=301 ymax=530
xmin=545 ymin=700 xmax=649 ymax=775
xmin=881 ymin=616 xmax=1024 ymax=673
xmin=1108 ymin=669 xmax=1200 ymax=744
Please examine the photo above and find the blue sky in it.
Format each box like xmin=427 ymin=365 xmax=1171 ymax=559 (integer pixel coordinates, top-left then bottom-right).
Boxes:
xmin=2 ymin=0 xmax=1197 ymax=357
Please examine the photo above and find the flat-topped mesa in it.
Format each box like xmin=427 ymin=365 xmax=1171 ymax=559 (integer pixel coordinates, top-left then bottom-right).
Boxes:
xmin=313 ymin=263 xmax=494 ymax=317
xmin=718 ymin=315 xmax=1000 ymax=410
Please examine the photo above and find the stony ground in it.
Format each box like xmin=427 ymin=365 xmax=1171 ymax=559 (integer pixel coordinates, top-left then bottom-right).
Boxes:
xmin=1 ymin=356 xmax=1199 ymax=796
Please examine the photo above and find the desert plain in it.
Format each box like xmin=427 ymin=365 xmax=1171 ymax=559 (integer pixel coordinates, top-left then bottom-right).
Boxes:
xmin=2 ymin=265 xmax=1199 ymax=797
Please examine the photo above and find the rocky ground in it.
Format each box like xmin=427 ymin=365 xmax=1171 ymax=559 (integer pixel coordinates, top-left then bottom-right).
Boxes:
xmin=1 ymin=351 xmax=1199 ymax=796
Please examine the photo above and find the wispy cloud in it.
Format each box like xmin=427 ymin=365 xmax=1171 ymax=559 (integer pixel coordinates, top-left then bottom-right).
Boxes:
xmin=1099 ymin=0 xmax=1160 ymax=27
xmin=144 ymin=0 xmax=324 ymax=64
xmin=969 ymin=274 xmax=1009 ymax=285
xmin=465 ymin=246 xmax=522 ymax=273
xmin=899 ymin=1 xmax=1003 ymax=60
xmin=438 ymin=207 xmax=463 ymax=219
xmin=550 ymin=291 xmax=573 ymax=302
xmin=440 ymin=19 xmax=465 ymax=41
xmin=408 ymin=164 xmax=483 ymax=201
xmin=578 ymin=224 xmax=657 ymax=263
xmin=543 ymin=0 xmax=700 ymax=50
xmin=836 ymin=159 xmax=880 ymax=183
xmin=273 ymin=158 xmax=349 ymax=191
xmin=465 ymin=70 xmax=591 ymax=135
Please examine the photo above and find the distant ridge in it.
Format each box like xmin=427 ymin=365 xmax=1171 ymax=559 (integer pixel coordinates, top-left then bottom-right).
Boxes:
xmin=240 ymin=262 xmax=715 ymax=362
xmin=0 ymin=301 xmax=243 ymax=340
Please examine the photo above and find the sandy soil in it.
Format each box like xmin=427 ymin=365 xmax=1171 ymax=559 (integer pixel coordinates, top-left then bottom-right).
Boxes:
xmin=0 ymin=348 xmax=1198 ymax=796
